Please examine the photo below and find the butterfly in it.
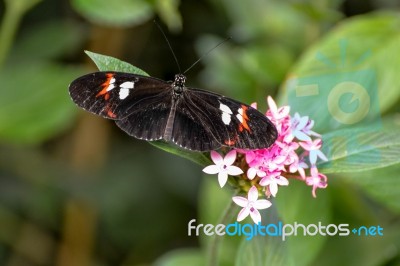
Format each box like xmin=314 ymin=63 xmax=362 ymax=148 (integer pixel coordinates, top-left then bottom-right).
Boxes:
xmin=68 ymin=71 xmax=277 ymax=151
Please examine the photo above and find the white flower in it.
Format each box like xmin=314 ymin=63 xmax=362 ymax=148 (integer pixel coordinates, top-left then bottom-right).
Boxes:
xmin=259 ymin=172 xmax=289 ymax=197
xmin=202 ymin=150 xmax=243 ymax=187
xmin=232 ymin=186 xmax=272 ymax=224
xmin=247 ymin=166 xmax=266 ymax=180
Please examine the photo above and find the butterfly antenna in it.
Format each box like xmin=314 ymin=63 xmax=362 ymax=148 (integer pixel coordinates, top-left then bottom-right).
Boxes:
xmin=183 ymin=36 xmax=231 ymax=74
xmin=154 ymin=20 xmax=182 ymax=73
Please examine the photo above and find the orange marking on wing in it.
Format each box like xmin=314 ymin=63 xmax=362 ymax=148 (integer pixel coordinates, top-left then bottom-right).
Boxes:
xmin=225 ymin=139 xmax=236 ymax=146
xmin=225 ymin=134 xmax=240 ymax=146
xmin=107 ymin=109 xmax=117 ymax=118
xmin=239 ymin=105 xmax=251 ymax=132
xmin=105 ymin=104 xmax=117 ymax=118
xmin=96 ymin=73 xmax=114 ymax=98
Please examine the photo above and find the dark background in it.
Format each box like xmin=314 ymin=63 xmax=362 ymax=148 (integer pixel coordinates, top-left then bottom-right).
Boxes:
xmin=0 ymin=0 xmax=399 ymax=265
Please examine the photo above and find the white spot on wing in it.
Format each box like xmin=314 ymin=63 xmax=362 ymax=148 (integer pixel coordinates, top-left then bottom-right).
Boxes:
xmin=106 ymin=77 xmax=116 ymax=91
xmin=119 ymin=88 xmax=130 ymax=99
xmin=118 ymin=81 xmax=135 ymax=99
xmin=120 ymin=81 xmax=134 ymax=89
xmin=236 ymin=108 xmax=243 ymax=122
xmin=219 ymin=103 xmax=233 ymax=114
xmin=106 ymin=84 xmax=115 ymax=91
xmin=219 ymin=103 xmax=232 ymax=125
xmin=222 ymin=113 xmax=231 ymax=125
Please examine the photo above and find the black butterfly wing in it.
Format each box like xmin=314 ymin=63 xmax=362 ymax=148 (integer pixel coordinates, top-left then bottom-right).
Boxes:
xmin=115 ymin=89 xmax=222 ymax=150
xmin=69 ymin=71 xmax=172 ymax=120
xmin=168 ymin=99 xmax=222 ymax=151
xmin=173 ymin=88 xmax=278 ymax=150
xmin=114 ymin=102 xmax=172 ymax=141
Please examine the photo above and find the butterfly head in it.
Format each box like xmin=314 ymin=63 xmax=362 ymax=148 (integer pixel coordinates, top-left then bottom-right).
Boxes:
xmin=173 ymin=74 xmax=186 ymax=92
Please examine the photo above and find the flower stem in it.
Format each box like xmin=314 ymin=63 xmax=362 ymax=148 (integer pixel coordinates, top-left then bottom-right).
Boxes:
xmin=207 ymin=189 xmax=239 ymax=266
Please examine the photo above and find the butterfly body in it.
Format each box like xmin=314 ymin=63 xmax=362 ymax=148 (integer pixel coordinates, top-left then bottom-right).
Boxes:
xmin=69 ymin=71 xmax=277 ymax=151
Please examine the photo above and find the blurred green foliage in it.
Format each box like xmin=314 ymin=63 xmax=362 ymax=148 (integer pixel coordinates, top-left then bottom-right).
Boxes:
xmin=0 ymin=0 xmax=400 ymax=265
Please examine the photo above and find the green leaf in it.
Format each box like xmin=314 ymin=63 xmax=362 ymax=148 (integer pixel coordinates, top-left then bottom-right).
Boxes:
xmin=236 ymin=233 xmax=291 ymax=266
xmin=154 ymin=248 xmax=205 ymax=266
xmin=71 ymin=0 xmax=153 ymax=27
xmin=150 ymin=141 xmax=211 ymax=166
xmin=345 ymin=163 xmax=400 ymax=213
xmin=318 ymin=125 xmax=400 ymax=174
xmin=275 ymin=181 xmax=331 ymax=266
xmin=313 ymin=180 xmax=400 ymax=265
xmin=279 ymin=11 xmax=400 ymax=132
xmin=84 ymin=51 xmax=149 ymax=75
xmin=0 ymin=62 xmax=84 ymax=144
xmin=339 ymin=116 xmax=400 ymax=213
xmin=314 ymin=220 xmax=400 ymax=266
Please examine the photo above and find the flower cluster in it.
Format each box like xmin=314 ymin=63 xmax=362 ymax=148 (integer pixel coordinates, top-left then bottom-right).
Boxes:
xmin=203 ymin=97 xmax=328 ymax=224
